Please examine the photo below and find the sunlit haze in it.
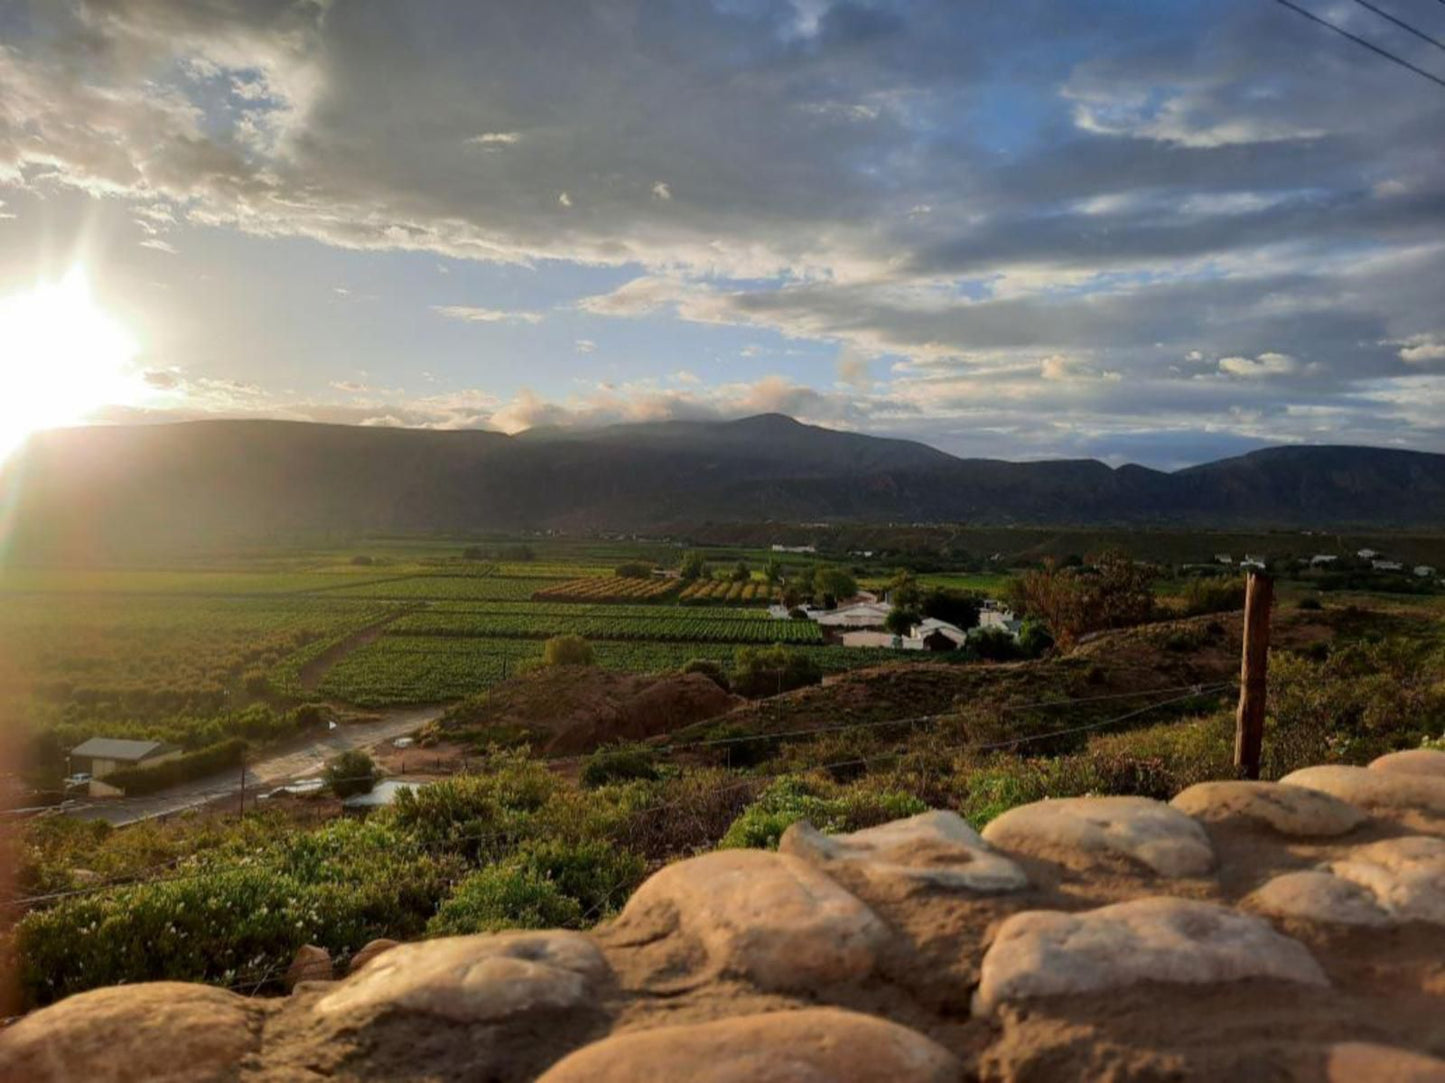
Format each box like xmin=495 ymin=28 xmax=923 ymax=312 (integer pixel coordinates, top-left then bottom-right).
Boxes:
xmin=0 ymin=267 xmax=144 ymax=461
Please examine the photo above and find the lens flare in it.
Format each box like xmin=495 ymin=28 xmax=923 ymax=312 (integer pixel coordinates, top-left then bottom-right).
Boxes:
xmin=0 ymin=266 xmax=143 ymax=461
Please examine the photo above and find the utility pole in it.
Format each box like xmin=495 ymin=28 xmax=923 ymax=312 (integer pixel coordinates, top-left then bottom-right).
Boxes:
xmin=1233 ymin=570 xmax=1273 ymax=779
xmin=238 ymin=746 xmax=246 ymax=819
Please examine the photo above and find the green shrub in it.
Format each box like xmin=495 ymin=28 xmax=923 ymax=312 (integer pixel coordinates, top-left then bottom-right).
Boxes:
xmin=615 ymin=561 xmax=655 ymax=579
xmin=428 ymin=865 xmax=582 ymax=936
xmin=514 ymin=837 xmax=645 ymax=918
xmin=1296 ymin=596 xmax=1322 ymax=611
xmin=581 ymin=744 xmax=659 ymax=789
xmin=719 ymin=777 xmax=927 ymax=850
xmin=729 ymin=646 xmax=822 ymax=698
xmin=680 ymin=658 xmax=730 ymax=691
xmin=1180 ymin=577 xmax=1245 ymax=616
xmin=324 ymin=749 xmax=377 ymax=798
xmin=104 ymin=738 xmax=246 ymax=796
xmin=1016 ymin=620 xmax=1054 ymax=658
xmin=543 ymin=635 xmax=595 ymax=667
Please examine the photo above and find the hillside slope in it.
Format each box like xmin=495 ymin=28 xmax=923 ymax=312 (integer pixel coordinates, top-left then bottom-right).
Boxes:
xmin=4 ymin=415 xmax=1445 ymax=557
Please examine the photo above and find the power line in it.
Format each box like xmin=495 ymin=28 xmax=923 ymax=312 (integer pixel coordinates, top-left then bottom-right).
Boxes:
xmin=1270 ymin=0 xmax=1445 ymax=89
xmin=1347 ymin=0 xmax=1445 ymax=53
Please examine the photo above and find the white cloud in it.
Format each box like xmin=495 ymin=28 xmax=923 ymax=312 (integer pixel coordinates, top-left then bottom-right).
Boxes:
xmin=1217 ymin=352 xmax=1298 ymax=378
xmin=139 ymin=238 xmax=178 ymax=254
xmin=574 ymin=338 xmax=597 ymax=353
xmin=558 ymin=192 xmax=572 ymax=208
xmin=467 ymin=132 xmax=520 ymax=146
xmin=651 ymin=181 xmax=671 ymax=201
xmin=431 ymin=305 xmax=543 ymax=325
xmin=1397 ymin=334 xmax=1445 ymax=365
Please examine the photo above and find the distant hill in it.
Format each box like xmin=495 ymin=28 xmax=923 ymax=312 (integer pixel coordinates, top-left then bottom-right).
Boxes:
xmin=4 ymin=415 xmax=1444 ymax=558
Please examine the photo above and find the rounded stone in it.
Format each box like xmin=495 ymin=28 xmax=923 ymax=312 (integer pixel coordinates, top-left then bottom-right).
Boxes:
xmin=536 ymin=1008 xmax=962 ymax=1083
xmin=613 ymin=848 xmax=889 ymax=991
xmin=974 ymin=896 xmax=1327 ymax=1014
xmin=347 ymin=937 xmax=401 ymax=975
xmin=285 ymin=944 xmax=333 ymax=990
xmin=1326 ymin=1042 xmax=1445 ymax=1082
xmin=779 ymin=809 xmax=1028 ymax=893
xmin=1170 ymin=780 xmax=1366 ymax=837
xmin=1280 ymin=765 xmax=1445 ymax=816
xmin=314 ymin=929 xmax=610 ymax=1024
xmin=1249 ymin=870 xmax=1392 ymax=927
xmin=1370 ymin=749 xmax=1445 ymax=780
xmin=981 ymin=796 xmax=1215 ymax=877
xmin=0 ymin=982 xmax=260 ymax=1083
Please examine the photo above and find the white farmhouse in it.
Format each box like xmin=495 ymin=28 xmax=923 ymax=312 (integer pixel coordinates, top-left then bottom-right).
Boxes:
xmin=1372 ymin=560 xmax=1404 ymax=572
xmin=1215 ymin=553 xmax=1233 ymax=565
xmin=1416 ymin=565 xmax=1437 ymax=578
xmin=814 ymin=602 xmax=892 ymax=628
xmin=1309 ymin=554 xmax=1338 ymax=567
xmin=1357 ymin=548 xmax=1379 ymax=560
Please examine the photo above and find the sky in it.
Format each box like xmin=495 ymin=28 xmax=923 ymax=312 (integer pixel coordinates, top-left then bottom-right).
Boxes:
xmin=1 ymin=0 xmax=1443 ymax=469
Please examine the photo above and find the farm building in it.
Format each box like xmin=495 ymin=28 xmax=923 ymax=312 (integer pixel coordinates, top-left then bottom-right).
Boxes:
xmin=1357 ymin=548 xmax=1379 ymax=560
xmin=342 ymin=779 xmax=427 ymax=812
xmin=1372 ymin=560 xmax=1404 ymax=572
xmin=1309 ymin=554 xmax=1338 ymax=566
xmin=1416 ymin=566 xmax=1437 ymax=578
xmin=914 ymin=618 xmax=968 ymax=651
xmin=69 ymin=737 xmax=182 ymax=780
xmin=840 ymin=630 xmax=910 ymax=650
xmin=814 ymin=602 xmax=891 ymax=628
xmin=1214 ymin=554 xmax=1233 ymax=564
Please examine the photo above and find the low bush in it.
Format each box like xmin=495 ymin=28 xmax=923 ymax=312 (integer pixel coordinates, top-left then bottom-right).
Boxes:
xmin=581 ymin=744 xmax=660 ymax=789
xmin=104 ymin=738 xmax=246 ymax=796
xmin=324 ymin=749 xmax=377 ymax=798
xmin=729 ymin=646 xmax=822 ymax=698
xmin=719 ymin=777 xmax=926 ymax=850
xmin=1180 ymin=576 xmax=1245 ymax=616
xmin=680 ymin=658 xmax=730 ymax=691
xmin=428 ymin=866 xmax=582 ymax=936
xmin=543 ymin=635 xmax=595 ymax=666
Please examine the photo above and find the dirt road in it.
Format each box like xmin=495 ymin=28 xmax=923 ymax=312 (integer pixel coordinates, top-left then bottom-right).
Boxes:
xmin=66 ymin=705 xmax=445 ymax=827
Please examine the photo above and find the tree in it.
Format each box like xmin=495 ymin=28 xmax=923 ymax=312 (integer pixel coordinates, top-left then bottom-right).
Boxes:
xmin=884 ymin=608 xmax=919 ymax=636
xmin=763 ymin=557 xmax=783 ymax=585
xmin=679 ymin=551 xmax=708 ymax=581
xmin=1015 ymin=549 xmax=1156 ymax=649
xmin=920 ymin=587 xmax=980 ymax=631
xmin=544 ymin=635 xmax=595 ymax=666
xmin=615 ymin=561 xmax=654 ymax=579
xmin=732 ymin=560 xmax=751 ymax=582
xmin=325 ymin=749 xmax=377 ymax=798
xmin=887 ymin=569 xmax=922 ymax=610
xmin=816 ymin=565 xmax=857 ymax=602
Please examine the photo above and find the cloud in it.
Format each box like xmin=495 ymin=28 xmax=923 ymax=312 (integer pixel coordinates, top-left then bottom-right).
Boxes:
xmin=139 ymin=238 xmax=178 ymax=254
xmin=574 ymin=338 xmax=596 ymax=353
xmin=1217 ymin=352 xmax=1298 ymax=378
xmin=431 ymin=305 xmax=543 ymax=325
xmin=2 ymin=0 xmax=1443 ymax=463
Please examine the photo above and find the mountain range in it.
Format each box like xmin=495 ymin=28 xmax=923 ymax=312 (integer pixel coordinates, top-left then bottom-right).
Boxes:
xmin=5 ymin=415 xmax=1445 ymax=558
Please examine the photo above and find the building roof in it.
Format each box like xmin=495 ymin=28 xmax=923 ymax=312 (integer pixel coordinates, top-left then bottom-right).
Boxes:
xmin=70 ymin=737 xmax=179 ymax=762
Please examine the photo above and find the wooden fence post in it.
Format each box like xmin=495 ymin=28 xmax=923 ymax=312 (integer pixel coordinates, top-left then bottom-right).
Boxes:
xmin=1233 ymin=571 xmax=1274 ymax=779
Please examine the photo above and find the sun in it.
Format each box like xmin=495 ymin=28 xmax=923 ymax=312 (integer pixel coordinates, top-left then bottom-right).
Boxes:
xmin=0 ymin=266 xmax=144 ymax=461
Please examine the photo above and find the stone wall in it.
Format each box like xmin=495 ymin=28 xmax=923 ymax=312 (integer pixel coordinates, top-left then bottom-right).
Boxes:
xmin=3 ymin=749 xmax=1443 ymax=1081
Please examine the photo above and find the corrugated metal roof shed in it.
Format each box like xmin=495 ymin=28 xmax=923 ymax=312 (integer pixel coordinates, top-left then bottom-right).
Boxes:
xmin=69 ymin=737 xmax=179 ymax=761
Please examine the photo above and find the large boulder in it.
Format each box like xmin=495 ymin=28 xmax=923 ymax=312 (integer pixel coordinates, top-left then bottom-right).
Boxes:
xmin=0 ymin=983 xmax=262 ymax=1083
xmin=284 ymin=944 xmax=333 ymax=990
xmin=1281 ymin=766 xmax=1445 ymax=817
xmin=981 ymin=796 xmax=1215 ymax=877
xmin=1250 ymin=836 xmax=1445 ymax=927
xmin=610 ymin=849 xmax=889 ymax=991
xmin=1325 ymin=1043 xmax=1445 ymax=1082
xmin=1170 ymin=780 xmax=1366 ymax=837
xmin=536 ymin=1008 xmax=961 ymax=1083
xmin=974 ymin=896 xmax=1326 ymax=1014
xmin=314 ymin=929 xmax=610 ymax=1024
xmin=779 ymin=810 xmax=1028 ymax=893
xmin=1369 ymin=749 xmax=1445 ymax=780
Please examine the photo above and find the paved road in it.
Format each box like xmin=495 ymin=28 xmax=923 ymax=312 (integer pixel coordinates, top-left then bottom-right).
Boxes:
xmin=66 ymin=705 xmax=446 ymax=827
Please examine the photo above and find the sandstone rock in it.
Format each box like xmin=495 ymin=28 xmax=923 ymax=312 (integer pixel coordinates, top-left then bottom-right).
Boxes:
xmin=347 ymin=937 xmax=400 ymax=975
xmin=1370 ymin=749 xmax=1445 ymax=779
xmin=779 ymin=809 xmax=1029 ymax=893
xmin=1253 ymin=837 xmax=1445 ymax=927
xmin=285 ymin=943 xmax=333 ymax=990
xmin=1170 ymin=780 xmax=1366 ymax=837
xmin=974 ymin=896 xmax=1327 ymax=1014
xmin=314 ymin=930 xmax=610 ymax=1024
xmin=1280 ymin=765 xmax=1445 ymax=816
xmin=0 ymin=982 xmax=260 ymax=1083
xmin=980 ymin=796 xmax=1215 ymax=877
xmin=1249 ymin=870 xmax=1392 ymax=927
xmin=1326 ymin=1042 xmax=1445 ymax=1082
xmin=535 ymin=1008 xmax=961 ymax=1083
xmin=613 ymin=848 xmax=889 ymax=990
